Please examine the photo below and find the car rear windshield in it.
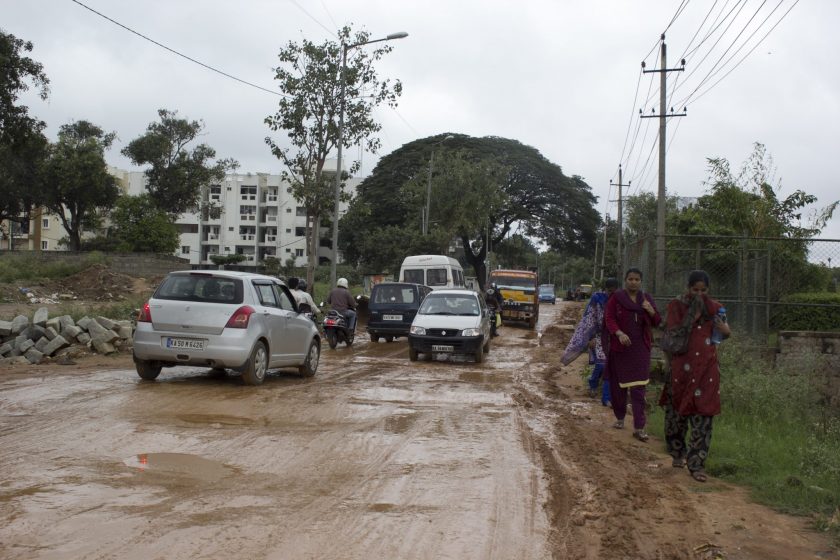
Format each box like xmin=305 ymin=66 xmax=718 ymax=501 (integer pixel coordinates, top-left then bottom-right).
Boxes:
xmin=373 ymin=285 xmax=417 ymax=304
xmin=419 ymin=294 xmax=480 ymax=316
xmin=155 ymin=274 xmax=244 ymax=304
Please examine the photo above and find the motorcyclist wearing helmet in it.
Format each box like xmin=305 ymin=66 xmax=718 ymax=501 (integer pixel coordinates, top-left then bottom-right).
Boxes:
xmin=326 ymin=277 xmax=357 ymax=331
xmin=291 ymin=279 xmax=320 ymax=315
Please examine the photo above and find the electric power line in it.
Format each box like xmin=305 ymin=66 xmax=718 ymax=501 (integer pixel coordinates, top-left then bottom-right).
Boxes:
xmin=288 ymin=0 xmax=338 ymax=38
xmin=71 ymin=0 xmax=286 ymax=98
xmin=685 ymin=0 xmax=800 ymax=107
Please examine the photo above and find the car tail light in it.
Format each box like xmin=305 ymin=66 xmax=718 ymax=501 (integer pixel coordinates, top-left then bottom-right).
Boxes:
xmin=225 ymin=305 xmax=255 ymax=328
xmin=137 ymin=302 xmax=152 ymax=323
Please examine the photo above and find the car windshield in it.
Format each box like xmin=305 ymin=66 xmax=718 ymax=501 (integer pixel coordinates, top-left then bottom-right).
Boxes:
xmin=419 ymin=294 xmax=479 ymax=316
xmin=155 ymin=274 xmax=243 ymax=303
xmin=492 ymin=275 xmax=536 ymax=292
xmin=539 ymin=286 xmax=554 ymax=294
xmin=373 ymin=285 xmax=416 ymax=304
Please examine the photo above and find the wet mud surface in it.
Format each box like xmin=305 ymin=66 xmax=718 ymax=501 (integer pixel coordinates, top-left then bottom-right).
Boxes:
xmin=1 ymin=304 xmax=837 ymax=559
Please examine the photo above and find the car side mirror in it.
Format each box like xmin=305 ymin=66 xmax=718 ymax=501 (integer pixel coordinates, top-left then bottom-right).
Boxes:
xmin=298 ymin=302 xmax=312 ymax=314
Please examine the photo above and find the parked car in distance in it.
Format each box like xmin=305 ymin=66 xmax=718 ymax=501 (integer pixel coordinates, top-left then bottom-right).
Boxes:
xmin=407 ymin=289 xmax=491 ymax=363
xmin=367 ymin=282 xmax=432 ymax=342
xmin=538 ymin=284 xmax=556 ymax=304
xmin=132 ymin=270 xmax=321 ymax=385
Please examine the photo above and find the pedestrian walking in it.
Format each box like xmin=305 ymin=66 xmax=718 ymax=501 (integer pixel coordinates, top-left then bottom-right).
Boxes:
xmin=603 ymin=268 xmax=661 ymax=442
xmin=660 ymin=270 xmax=731 ymax=482
xmin=561 ymin=278 xmax=619 ymax=406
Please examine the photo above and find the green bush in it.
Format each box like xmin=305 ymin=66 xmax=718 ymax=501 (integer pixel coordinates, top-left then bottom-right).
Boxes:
xmin=769 ymin=292 xmax=840 ymax=331
xmin=648 ymin=339 xmax=840 ymax=539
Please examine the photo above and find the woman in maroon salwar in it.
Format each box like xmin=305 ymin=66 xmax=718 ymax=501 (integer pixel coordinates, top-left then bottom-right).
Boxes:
xmin=604 ymin=268 xmax=661 ymax=442
xmin=660 ymin=270 xmax=731 ymax=482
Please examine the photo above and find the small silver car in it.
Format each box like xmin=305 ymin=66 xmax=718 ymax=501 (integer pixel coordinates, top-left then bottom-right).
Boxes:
xmin=132 ymin=270 xmax=320 ymax=385
xmin=407 ymin=289 xmax=491 ymax=363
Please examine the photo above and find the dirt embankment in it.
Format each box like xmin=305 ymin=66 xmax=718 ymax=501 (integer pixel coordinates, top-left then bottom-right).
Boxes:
xmin=515 ymin=303 xmax=837 ymax=560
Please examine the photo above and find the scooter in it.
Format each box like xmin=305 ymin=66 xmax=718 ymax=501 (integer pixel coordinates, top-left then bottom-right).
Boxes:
xmin=322 ymin=309 xmax=354 ymax=349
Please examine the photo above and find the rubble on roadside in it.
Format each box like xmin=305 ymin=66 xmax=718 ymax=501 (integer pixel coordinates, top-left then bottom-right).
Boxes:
xmin=0 ymin=307 xmax=133 ymax=366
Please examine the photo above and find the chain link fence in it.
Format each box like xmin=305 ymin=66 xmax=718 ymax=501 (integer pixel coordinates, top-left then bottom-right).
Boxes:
xmin=623 ymin=235 xmax=840 ymax=338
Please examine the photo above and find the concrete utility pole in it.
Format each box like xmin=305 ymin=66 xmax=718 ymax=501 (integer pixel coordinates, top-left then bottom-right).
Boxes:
xmin=610 ymin=165 xmax=630 ymax=277
xmin=641 ymin=35 xmax=686 ymax=295
xmin=599 ymin=214 xmax=609 ymax=281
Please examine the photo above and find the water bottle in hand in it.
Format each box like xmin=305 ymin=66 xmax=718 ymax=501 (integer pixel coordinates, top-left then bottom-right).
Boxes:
xmin=711 ymin=307 xmax=727 ymax=345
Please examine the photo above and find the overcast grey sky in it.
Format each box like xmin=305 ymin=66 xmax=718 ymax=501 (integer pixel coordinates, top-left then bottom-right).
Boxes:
xmin=5 ymin=0 xmax=839 ymax=238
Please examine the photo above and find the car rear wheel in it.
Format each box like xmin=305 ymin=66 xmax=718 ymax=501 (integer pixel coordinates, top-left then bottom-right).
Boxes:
xmin=370 ymin=333 xmax=379 ymax=343
xmin=385 ymin=336 xmax=394 ymax=343
xmin=135 ymin=358 xmax=161 ymax=381
xmin=408 ymin=346 xmax=418 ymax=361
xmin=298 ymin=339 xmax=320 ymax=377
xmin=242 ymin=341 xmax=268 ymax=385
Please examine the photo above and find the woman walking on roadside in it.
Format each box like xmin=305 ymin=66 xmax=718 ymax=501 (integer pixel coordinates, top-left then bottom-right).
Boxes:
xmin=660 ymin=270 xmax=731 ymax=482
xmin=561 ymin=278 xmax=619 ymax=406
xmin=604 ymin=268 xmax=661 ymax=442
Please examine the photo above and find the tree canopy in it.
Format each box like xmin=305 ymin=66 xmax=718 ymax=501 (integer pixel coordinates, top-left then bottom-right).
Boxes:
xmin=0 ymin=29 xmax=50 ymax=241
xmin=110 ymin=194 xmax=180 ymax=253
xmin=122 ymin=109 xmax=237 ymax=216
xmin=265 ymin=25 xmax=403 ymax=286
xmin=340 ymin=134 xmax=601 ymax=286
xmin=39 ymin=120 xmax=120 ymax=251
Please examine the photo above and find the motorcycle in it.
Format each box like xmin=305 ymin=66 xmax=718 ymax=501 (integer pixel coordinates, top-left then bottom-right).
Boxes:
xmin=322 ymin=309 xmax=355 ymax=349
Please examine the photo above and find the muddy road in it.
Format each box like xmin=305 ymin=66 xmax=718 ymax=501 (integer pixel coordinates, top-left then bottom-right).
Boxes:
xmin=1 ymin=303 xmax=836 ymax=559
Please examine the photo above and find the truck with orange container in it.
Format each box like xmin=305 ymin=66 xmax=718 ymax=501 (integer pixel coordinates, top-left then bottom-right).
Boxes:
xmin=488 ymin=269 xmax=539 ymax=329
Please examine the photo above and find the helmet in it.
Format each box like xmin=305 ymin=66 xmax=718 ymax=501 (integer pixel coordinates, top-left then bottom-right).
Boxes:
xmin=298 ymin=279 xmax=307 ymax=292
xmin=490 ymin=282 xmax=497 ymax=289
xmin=337 ymin=277 xmax=348 ymax=288
xmin=287 ymin=276 xmax=299 ymax=290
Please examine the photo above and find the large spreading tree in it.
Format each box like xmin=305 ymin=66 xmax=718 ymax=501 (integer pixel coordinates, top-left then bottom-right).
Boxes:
xmin=0 ymin=29 xmax=50 ymax=248
xmin=39 ymin=120 xmax=120 ymax=251
xmin=340 ymin=134 xmax=601 ymax=288
xmin=122 ymin=109 xmax=237 ymax=216
xmin=265 ymin=25 xmax=403 ymax=287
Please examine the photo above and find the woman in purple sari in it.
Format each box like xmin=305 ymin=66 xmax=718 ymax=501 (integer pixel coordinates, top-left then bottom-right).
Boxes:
xmin=604 ymin=268 xmax=661 ymax=441
xmin=562 ymin=278 xmax=619 ymax=406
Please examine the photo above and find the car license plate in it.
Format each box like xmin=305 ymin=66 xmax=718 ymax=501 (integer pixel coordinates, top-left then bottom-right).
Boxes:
xmin=165 ymin=337 xmax=206 ymax=351
xmin=383 ymin=314 xmax=402 ymax=321
xmin=432 ymin=345 xmax=454 ymax=352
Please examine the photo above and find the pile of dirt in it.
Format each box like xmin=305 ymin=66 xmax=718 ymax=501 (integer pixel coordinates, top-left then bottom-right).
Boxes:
xmin=0 ymin=264 xmax=155 ymax=304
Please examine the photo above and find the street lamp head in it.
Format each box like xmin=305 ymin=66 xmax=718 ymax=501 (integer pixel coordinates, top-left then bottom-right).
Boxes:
xmin=387 ymin=32 xmax=409 ymax=40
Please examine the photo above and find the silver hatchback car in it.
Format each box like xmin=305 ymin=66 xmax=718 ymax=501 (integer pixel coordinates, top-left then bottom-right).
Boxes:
xmin=132 ymin=270 xmax=320 ymax=385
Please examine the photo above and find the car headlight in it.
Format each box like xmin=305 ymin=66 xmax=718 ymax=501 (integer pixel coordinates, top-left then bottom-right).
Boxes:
xmin=410 ymin=326 xmax=426 ymax=335
xmin=462 ymin=328 xmax=481 ymax=337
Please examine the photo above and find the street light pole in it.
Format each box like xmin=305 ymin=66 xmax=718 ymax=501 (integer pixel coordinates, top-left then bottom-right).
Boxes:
xmin=330 ymin=31 xmax=408 ymax=288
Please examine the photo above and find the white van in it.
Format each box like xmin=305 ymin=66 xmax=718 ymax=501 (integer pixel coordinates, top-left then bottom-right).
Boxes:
xmin=399 ymin=255 xmax=465 ymax=290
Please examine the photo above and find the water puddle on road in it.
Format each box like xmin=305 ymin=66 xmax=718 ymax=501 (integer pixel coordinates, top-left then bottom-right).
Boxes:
xmin=458 ymin=371 xmax=505 ymax=384
xmin=176 ymin=413 xmax=257 ymax=427
xmin=122 ymin=453 xmax=236 ymax=483
xmin=383 ymin=412 xmax=417 ymax=434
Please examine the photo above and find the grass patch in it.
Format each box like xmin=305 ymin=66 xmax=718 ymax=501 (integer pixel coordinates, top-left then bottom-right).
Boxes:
xmin=647 ymin=341 xmax=840 ymax=541
xmin=0 ymin=252 xmax=109 ymax=283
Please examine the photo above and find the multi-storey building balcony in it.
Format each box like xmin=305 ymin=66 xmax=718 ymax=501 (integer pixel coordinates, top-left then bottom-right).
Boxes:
xmin=262 ymin=209 xmax=278 ymax=223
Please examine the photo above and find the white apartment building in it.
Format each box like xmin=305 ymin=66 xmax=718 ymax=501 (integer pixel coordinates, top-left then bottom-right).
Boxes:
xmin=7 ymin=165 xmax=359 ymax=270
